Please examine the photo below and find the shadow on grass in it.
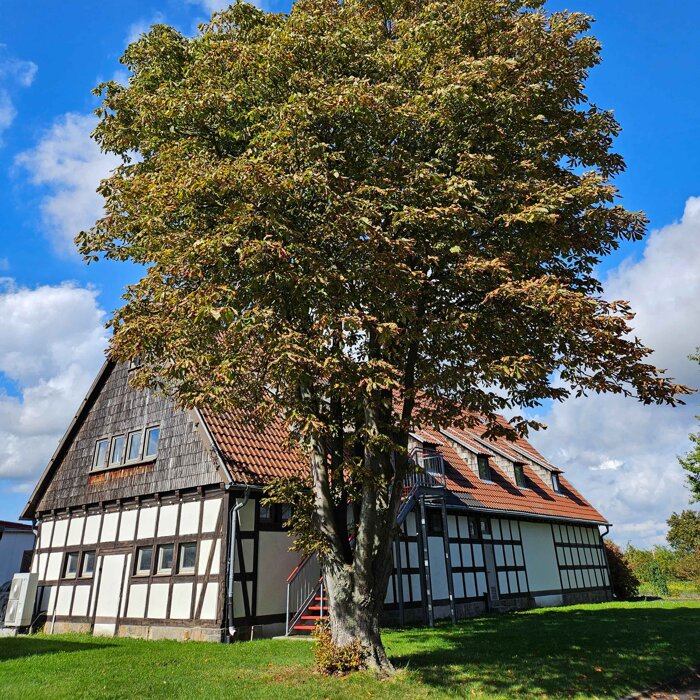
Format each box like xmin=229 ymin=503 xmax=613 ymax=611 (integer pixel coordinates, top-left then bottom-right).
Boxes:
xmin=388 ymin=605 xmax=700 ymax=698
xmin=0 ymin=637 xmax=112 ymax=662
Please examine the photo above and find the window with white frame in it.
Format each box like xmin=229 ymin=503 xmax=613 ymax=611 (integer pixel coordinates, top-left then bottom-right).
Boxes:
xmin=135 ymin=546 xmax=153 ymax=575
xmin=126 ymin=430 xmax=142 ymax=462
xmin=178 ymin=542 xmax=197 ymax=574
xmin=91 ymin=424 xmax=160 ymax=471
xmin=81 ymin=551 xmax=96 ymax=577
xmin=156 ymin=544 xmax=174 ymax=574
xmin=109 ymin=435 xmax=126 ymax=466
xmin=144 ymin=427 xmax=160 ymax=458
xmin=514 ymin=463 xmax=526 ymax=488
xmin=93 ymin=439 xmax=109 ymax=470
xmin=63 ymin=552 xmax=79 ymax=578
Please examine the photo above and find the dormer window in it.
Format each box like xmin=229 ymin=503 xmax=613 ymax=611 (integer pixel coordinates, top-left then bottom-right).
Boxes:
xmin=477 ymin=454 xmax=491 ymax=481
xmin=551 ymin=472 xmax=562 ymax=493
xmin=514 ymin=463 xmax=526 ymax=488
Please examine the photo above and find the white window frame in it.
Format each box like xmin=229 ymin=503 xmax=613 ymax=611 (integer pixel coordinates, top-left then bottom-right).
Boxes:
xmin=514 ymin=463 xmax=526 ymax=489
xmin=92 ymin=439 xmax=109 ymax=470
xmin=81 ymin=551 xmax=96 ymax=578
xmin=135 ymin=546 xmax=153 ymax=576
xmin=144 ymin=426 xmax=160 ymax=459
xmin=109 ymin=435 xmax=126 ymax=466
xmin=156 ymin=544 xmax=174 ymax=575
xmin=178 ymin=542 xmax=197 ymax=574
xmin=63 ymin=552 xmax=79 ymax=578
xmin=125 ymin=429 xmax=143 ymax=463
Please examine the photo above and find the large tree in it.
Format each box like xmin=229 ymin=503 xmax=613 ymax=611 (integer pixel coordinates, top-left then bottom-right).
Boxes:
xmin=79 ymin=0 xmax=688 ymax=672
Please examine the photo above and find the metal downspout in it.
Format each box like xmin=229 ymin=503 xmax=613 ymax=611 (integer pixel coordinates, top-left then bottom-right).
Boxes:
xmin=226 ymin=485 xmax=250 ymax=641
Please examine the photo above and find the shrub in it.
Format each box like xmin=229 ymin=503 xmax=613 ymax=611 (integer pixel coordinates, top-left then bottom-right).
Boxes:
xmin=605 ymin=540 xmax=639 ymax=599
xmin=312 ymin=621 xmax=366 ymax=675
xmin=647 ymin=561 xmax=670 ymax=597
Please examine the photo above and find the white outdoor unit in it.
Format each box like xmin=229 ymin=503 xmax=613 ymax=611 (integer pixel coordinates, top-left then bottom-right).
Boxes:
xmin=4 ymin=572 xmax=38 ymax=627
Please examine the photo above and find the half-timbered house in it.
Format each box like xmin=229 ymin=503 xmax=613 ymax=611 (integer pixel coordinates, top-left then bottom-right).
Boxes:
xmin=21 ymin=360 xmax=612 ymax=641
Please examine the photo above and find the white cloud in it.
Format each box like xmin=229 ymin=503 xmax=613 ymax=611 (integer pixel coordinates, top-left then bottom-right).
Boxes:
xmin=0 ymin=47 xmax=37 ymax=143
xmin=125 ymin=13 xmax=165 ymax=46
xmin=15 ymin=113 xmax=121 ymax=256
xmin=189 ymin=0 xmax=234 ymax=12
xmin=529 ymin=196 xmax=700 ymax=548
xmin=0 ymin=281 xmax=107 ymax=483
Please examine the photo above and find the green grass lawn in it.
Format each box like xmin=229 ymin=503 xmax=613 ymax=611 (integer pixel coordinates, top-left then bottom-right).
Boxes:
xmin=1 ymin=600 xmax=698 ymax=699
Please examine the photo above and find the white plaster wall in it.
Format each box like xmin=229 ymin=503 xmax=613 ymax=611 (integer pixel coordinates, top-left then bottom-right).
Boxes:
xmin=101 ymin=512 xmax=119 ymax=542
xmin=200 ymin=581 xmax=218 ymax=620
xmin=118 ymin=509 xmax=137 ymax=542
xmin=38 ymin=520 xmax=54 ymax=549
xmin=137 ymin=506 xmax=158 ymax=540
xmin=83 ymin=515 xmax=101 ymax=544
xmin=157 ymin=504 xmax=178 ymax=537
xmin=210 ymin=539 xmax=221 ymax=576
xmin=256 ymin=531 xmax=302 ymax=616
xmin=55 ymin=585 xmax=73 ymax=616
xmin=66 ymin=517 xmax=84 ymax=546
xmin=170 ymin=582 xmax=193 ymax=619
xmin=72 ymin=585 xmax=90 ymax=616
xmin=45 ymin=552 xmax=63 ymax=581
xmin=198 ymin=540 xmax=212 ymax=575
xmin=127 ymin=584 xmax=148 ymax=618
xmin=147 ymin=583 xmax=169 ymax=618
xmin=52 ymin=520 xmax=68 ymax=548
xmin=520 ymin=521 xmax=560 ymax=592
xmin=237 ymin=499 xmax=255 ymax=531
xmin=202 ymin=499 xmax=221 ymax=533
xmin=427 ymin=536 xmax=449 ymax=600
xmin=234 ymin=539 xmax=254 ymax=574
xmin=179 ymin=501 xmax=200 ymax=535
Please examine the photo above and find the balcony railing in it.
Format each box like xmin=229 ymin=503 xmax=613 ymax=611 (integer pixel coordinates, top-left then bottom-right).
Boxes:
xmin=405 ymin=447 xmax=446 ymax=489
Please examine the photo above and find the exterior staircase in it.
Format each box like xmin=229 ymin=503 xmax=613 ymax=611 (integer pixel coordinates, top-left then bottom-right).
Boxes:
xmin=287 ymin=581 xmax=328 ymax=634
xmin=284 ymin=447 xmax=447 ymax=636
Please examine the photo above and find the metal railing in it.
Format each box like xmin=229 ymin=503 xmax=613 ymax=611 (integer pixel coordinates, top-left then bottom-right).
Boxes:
xmin=285 ymin=552 xmax=321 ymax=635
xmin=405 ymin=447 xmax=446 ymax=489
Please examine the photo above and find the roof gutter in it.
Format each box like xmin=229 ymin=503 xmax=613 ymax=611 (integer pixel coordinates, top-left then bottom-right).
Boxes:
xmin=450 ymin=502 xmax=611 ymax=528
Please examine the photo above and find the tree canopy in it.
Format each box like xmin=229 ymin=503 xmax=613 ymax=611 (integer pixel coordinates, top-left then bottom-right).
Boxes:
xmin=78 ymin=0 xmax=689 ymax=671
xmin=667 ymin=510 xmax=700 ymax=555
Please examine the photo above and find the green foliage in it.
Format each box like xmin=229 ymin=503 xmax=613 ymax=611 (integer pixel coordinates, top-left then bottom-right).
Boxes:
xmin=313 ymin=621 xmax=366 ymax=675
xmin=679 ymin=350 xmax=700 ymax=501
xmin=604 ymin=540 xmax=639 ymax=599
xmin=76 ymin=0 xmax=689 ymax=655
xmin=646 ymin=561 xmax=670 ymax=597
xmin=667 ymin=510 xmax=700 ymax=554
xmin=626 ymin=539 xmax=700 ymax=595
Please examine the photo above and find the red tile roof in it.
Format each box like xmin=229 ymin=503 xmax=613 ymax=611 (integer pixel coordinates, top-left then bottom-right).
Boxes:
xmin=200 ymin=408 xmax=307 ymax=484
xmin=414 ymin=427 xmax=607 ymax=524
xmin=201 ymin=408 xmax=607 ymax=525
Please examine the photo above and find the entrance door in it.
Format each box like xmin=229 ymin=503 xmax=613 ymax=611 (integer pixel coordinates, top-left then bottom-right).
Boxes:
xmin=92 ymin=554 xmax=127 ymax=636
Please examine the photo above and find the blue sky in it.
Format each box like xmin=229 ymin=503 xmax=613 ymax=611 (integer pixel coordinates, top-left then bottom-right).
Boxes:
xmin=0 ymin=1 xmax=699 ymax=546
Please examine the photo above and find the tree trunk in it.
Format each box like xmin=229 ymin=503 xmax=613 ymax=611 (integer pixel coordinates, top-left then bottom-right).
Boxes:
xmin=323 ymin=563 xmax=394 ymax=675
